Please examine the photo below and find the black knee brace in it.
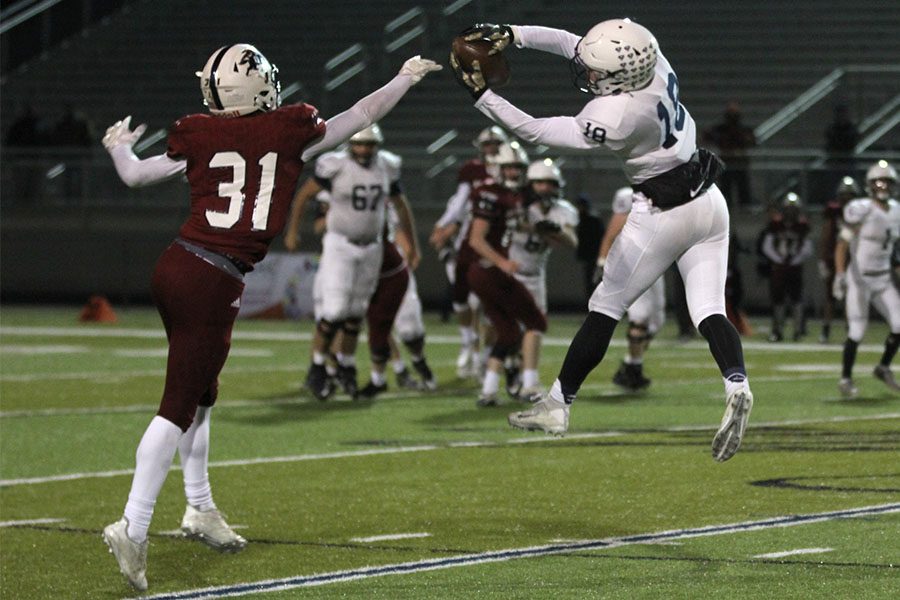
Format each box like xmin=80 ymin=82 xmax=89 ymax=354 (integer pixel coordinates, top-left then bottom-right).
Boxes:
xmin=627 ymin=322 xmax=651 ymax=345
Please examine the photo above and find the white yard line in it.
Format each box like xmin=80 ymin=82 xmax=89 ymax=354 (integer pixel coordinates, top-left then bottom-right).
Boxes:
xmin=753 ymin=547 xmax=834 ymax=559
xmin=1 ymin=412 xmax=897 ymax=488
xmin=0 ymin=518 xmax=66 ymax=527
xmin=349 ymin=532 xmax=432 ymax=543
xmin=139 ymin=503 xmax=900 ymax=599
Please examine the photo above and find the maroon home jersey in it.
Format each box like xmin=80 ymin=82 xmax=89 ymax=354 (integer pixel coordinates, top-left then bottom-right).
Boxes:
xmin=167 ymin=103 xmax=325 ymax=267
xmin=457 ymin=158 xmax=491 ymax=189
xmin=457 ymin=180 xmax=523 ymax=266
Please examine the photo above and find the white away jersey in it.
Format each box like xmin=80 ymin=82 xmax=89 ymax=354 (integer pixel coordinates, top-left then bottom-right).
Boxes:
xmin=509 ymin=198 xmax=579 ymax=276
xmin=843 ymin=197 xmax=900 ymax=278
xmin=478 ymin=26 xmax=697 ymax=184
xmin=315 ymin=149 xmax=401 ymax=243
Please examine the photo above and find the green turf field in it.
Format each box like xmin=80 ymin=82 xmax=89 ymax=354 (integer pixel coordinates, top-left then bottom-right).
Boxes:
xmin=1 ymin=306 xmax=898 ymax=599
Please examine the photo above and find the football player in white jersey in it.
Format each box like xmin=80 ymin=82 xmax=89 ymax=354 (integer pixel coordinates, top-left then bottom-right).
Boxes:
xmin=285 ymin=124 xmax=419 ymax=400
xmin=509 ymin=158 xmax=578 ymax=398
xmin=832 ymin=160 xmax=900 ymax=398
xmin=452 ymin=19 xmax=753 ymax=461
xmin=598 ymin=186 xmax=666 ymax=392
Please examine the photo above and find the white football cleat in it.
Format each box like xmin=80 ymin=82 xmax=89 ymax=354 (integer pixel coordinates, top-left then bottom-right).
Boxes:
xmin=181 ymin=505 xmax=247 ymax=552
xmin=508 ymin=397 xmax=569 ymax=435
xmin=102 ymin=518 xmax=148 ymax=591
xmin=873 ymin=365 xmax=900 ymax=392
xmin=711 ymin=388 xmax=753 ymax=462
xmin=838 ymin=377 xmax=858 ymax=398
xmin=456 ymin=345 xmax=475 ymax=378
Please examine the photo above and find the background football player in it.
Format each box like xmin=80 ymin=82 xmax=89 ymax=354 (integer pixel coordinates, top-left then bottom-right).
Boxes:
xmin=818 ymin=176 xmax=860 ymax=343
xmin=760 ymin=192 xmax=813 ymax=342
xmin=100 ymin=45 xmax=439 ymax=591
xmin=508 ymin=158 xmax=578 ymax=399
xmin=832 ymin=160 xmax=900 ymax=398
xmin=429 ymin=125 xmax=508 ymax=378
xmin=597 ymin=186 xmax=665 ymax=392
xmin=285 ymin=124 xmax=419 ymax=401
xmin=458 ymin=142 xmax=548 ymax=406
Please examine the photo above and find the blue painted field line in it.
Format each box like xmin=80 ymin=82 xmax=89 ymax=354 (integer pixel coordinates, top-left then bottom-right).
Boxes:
xmin=139 ymin=503 xmax=900 ymax=599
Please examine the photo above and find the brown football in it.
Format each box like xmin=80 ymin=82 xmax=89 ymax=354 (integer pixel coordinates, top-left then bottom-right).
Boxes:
xmin=451 ymin=36 xmax=511 ymax=88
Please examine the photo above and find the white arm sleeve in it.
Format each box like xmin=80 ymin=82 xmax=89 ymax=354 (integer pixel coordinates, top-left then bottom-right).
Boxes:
xmin=512 ymin=25 xmax=580 ymax=59
xmin=435 ymin=182 xmax=472 ymax=227
xmin=108 ymin=145 xmax=185 ymax=188
xmin=790 ymin=238 xmax=815 ymax=265
xmin=760 ymin=233 xmax=782 ymax=264
xmin=475 ymin=90 xmax=595 ymax=150
xmin=301 ymin=74 xmax=415 ymax=162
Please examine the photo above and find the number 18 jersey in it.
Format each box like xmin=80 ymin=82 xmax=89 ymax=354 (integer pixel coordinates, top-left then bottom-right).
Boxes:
xmin=314 ymin=149 xmax=402 ymax=244
xmin=168 ymin=103 xmax=325 ymax=267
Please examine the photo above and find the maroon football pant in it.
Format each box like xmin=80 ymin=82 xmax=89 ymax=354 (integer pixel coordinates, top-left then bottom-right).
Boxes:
xmin=151 ymin=243 xmax=244 ymax=431
xmin=367 ymin=267 xmax=410 ymax=358
xmin=467 ymin=263 xmax=547 ymax=351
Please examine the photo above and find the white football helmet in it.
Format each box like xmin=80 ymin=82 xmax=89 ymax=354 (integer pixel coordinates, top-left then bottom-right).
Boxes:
xmin=835 ymin=175 xmax=861 ymax=199
xmin=866 ymin=160 xmax=897 ymax=202
xmin=197 ymin=44 xmax=281 ymax=116
xmin=570 ymin=18 xmax=658 ymax=96
xmin=526 ymin=158 xmax=565 ymax=187
xmin=473 ymin=125 xmax=509 ymax=148
xmin=494 ymin=142 xmax=528 ymax=189
xmin=349 ymin=123 xmax=384 ymax=144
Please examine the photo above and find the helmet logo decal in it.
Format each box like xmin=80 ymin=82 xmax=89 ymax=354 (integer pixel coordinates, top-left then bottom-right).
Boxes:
xmin=237 ymin=49 xmax=263 ymax=76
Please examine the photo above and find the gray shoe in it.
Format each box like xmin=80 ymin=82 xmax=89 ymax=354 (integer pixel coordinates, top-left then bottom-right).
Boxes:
xmin=181 ymin=505 xmax=247 ymax=553
xmin=476 ymin=391 xmax=498 ymax=407
xmin=102 ymin=518 xmax=148 ymax=591
xmin=508 ymin=396 xmax=569 ymax=435
xmin=711 ymin=388 xmax=753 ymax=462
xmin=873 ymin=365 xmax=900 ymax=392
xmin=838 ymin=377 xmax=858 ymax=398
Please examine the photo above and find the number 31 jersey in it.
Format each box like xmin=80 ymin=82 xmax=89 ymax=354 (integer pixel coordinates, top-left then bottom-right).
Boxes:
xmin=314 ymin=149 xmax=402 ymax=244
xmin=167 ymin=103 xmax=325 ymax=267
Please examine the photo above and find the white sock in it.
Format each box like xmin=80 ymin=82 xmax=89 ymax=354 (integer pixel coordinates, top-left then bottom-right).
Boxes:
xmin=312 ymin=351 xmax=326 ymax=365
xmin=337 ymin=352 xmax=355 ymax=367
xmin=624 ymin=355 xmax=642 ymax=365
xmin=548 ymin=379 xmax=568 ymax=404
xmin=459 ymin=326 xmax=477 ymax=346
xmin=392 ymin=360 xmax=406 ymax=374
xmin=522 ymin=369 xmax=539 ymax=389
xmin=179 ymin=406 xmax=216 ymax=512
xmin=371 ymin=370 xmax=386 ymax=386
xmin=724 ymin=375 xmax=750 ymax=399
xmin=124 ymin=416 xmax=182 ymax=543
xmin=482 ymin=369 xmax=500 ymax=396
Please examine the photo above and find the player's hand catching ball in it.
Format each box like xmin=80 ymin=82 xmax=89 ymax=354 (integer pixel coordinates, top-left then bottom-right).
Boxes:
xmin=449 ymin=53 xmax=487 ymax=99
xmin=459 ymin=23 xmax=516 ymax=55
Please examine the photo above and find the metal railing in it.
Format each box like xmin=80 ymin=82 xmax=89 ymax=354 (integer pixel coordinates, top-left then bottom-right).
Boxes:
xmin=382 ymin=6 xmax=427 ymax=78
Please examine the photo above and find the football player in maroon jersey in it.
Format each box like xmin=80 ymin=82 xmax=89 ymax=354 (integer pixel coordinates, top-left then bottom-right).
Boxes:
xmin=99 ymin=44 xmax=439 ymax=591
xmin=818 ymin=176 xmax=860 ymax=342
xmin=459 ymin=142 xmax=548 ymax=405
xmin=430 ymin=126 xmax=508 ymax=378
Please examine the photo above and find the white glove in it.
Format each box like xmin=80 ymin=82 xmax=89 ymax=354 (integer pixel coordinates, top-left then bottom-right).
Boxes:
xmin=102 ymin=116 xmax=147 ymax=151
xmin=832 ymin=272 xmax=847 ymax=301
xmin=399 ymin=55 xmax=442 ymax=84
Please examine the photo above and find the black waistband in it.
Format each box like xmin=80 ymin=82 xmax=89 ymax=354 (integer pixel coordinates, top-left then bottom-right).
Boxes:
xmin=633 ymin=148 xmax=724 ymax=210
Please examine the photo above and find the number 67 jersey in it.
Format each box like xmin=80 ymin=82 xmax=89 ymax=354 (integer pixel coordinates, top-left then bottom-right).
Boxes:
xmin=314 ymin=148 xmax=402 ymax=244
xmin=168 ymin=103 xmax=325 ymax=268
